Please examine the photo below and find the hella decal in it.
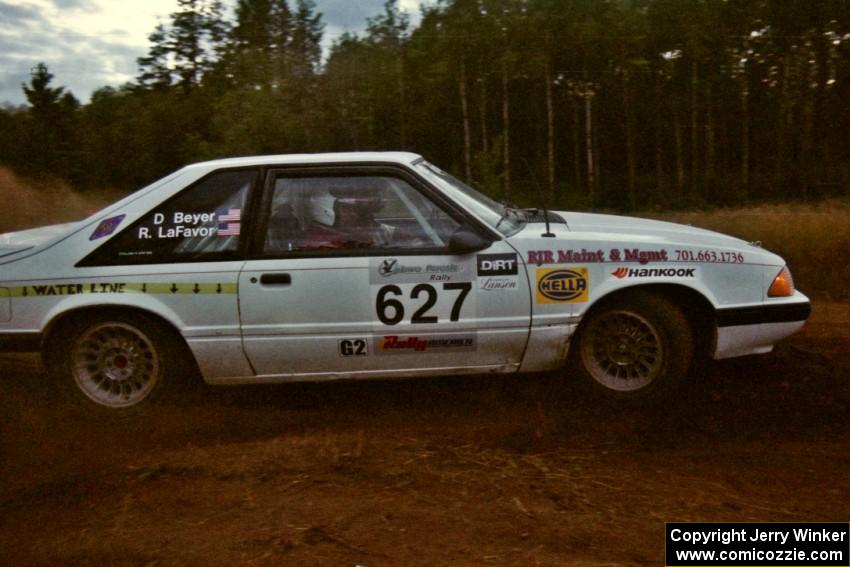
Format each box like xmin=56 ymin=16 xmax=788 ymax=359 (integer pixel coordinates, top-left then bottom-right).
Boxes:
xmin=536 ymin=268 xmax=589 ymax=303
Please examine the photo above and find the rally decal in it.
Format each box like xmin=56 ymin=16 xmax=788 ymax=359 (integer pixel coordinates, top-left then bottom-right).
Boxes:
xmin=375 ymin=334 xmax=477 ymax=355
xmin=89 ymin=215 xmax=125 ymax=241
xmin=6 ymin=282 xmax=238 ymax=297
xmin=536 ymin=268 xmax=589 ymax=304
xmin=371 ymin=257 xmax=472 ymax=284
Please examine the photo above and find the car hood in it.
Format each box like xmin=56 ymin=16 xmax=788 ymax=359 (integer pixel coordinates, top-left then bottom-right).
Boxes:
xmin=508 ymin=210 xmax=780 ymax=264
xmin=0 ymin=222 xmax=78 ymax=258
xmin=559 ymin=211 xmax=749 ymax=248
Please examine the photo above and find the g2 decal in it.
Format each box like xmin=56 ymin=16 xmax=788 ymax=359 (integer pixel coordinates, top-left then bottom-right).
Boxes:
xmin=339 ymin=339 xmax=368 ymax=357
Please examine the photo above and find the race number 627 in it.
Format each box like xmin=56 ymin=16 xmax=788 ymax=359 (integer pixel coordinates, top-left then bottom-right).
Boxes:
xmin=376 ymin=282 xmax=471 ymax=325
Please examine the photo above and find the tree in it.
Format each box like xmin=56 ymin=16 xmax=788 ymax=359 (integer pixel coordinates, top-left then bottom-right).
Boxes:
xmin=136 ymin=0 xmax=229 ymax=91
xmin=17 ymin=63 xmax=80 ymax=178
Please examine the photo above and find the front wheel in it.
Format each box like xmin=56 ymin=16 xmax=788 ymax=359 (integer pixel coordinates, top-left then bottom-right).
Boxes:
xmin=47 ymin=312 xmax=182 ymax=414
xmin=570 ymin=292 xmax=693 ymax=400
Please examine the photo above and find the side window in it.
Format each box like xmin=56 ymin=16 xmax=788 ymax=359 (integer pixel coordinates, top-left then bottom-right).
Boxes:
xmin=263 ymin=175 xmax=461 ymax=254
xmin=82 ymin=169 xmax=255 ymax=265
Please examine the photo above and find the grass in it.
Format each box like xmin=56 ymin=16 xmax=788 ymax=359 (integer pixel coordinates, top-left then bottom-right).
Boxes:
xmin=643 ymin=199 xmax=850 ymax=299
xmin=0 ymin=166 xmax=117 ymax=234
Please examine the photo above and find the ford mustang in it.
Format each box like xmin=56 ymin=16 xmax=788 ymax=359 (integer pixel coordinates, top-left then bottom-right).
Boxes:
xmin=0 ymin=152 xmax=811 ymax=413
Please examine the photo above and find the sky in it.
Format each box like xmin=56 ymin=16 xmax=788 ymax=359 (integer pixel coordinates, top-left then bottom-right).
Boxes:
xmin=0 ymin=0 xmax=435 ymax=106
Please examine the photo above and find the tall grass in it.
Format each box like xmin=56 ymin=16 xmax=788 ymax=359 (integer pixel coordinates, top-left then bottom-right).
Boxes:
xmin=646 ymin=199 xmax=850 ymax=299
xmin=0 ymin=167 xmax=116 ymax=235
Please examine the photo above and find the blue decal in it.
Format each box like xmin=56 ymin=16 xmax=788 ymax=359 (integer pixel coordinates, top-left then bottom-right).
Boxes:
xmin=89 ymin=215 xmax=126 ymax=241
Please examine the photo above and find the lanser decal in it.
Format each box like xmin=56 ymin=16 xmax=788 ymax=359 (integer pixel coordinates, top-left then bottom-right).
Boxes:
xmin=480 ymin=277 xmax=517 ymax=291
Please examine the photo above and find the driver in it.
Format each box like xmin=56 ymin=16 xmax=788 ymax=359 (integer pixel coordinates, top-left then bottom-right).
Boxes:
xmin=306 ymin=186 xmax=396 ymax=249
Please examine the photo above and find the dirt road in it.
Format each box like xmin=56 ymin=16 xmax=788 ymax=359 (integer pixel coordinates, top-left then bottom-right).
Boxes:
xmin=1 ymin=302 xmax=849 ymax=566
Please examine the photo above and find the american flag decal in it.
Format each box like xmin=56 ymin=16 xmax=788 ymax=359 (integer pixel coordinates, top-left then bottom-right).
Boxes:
xmin=217 ymin=208 xmax=241 ymax=222
xmin=218 ymin=222 xmax=241 ymax=236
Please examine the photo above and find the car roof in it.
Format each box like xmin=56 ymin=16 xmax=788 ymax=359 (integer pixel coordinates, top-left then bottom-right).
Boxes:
xmin=184 ymin=151 xmax=424 ymax=172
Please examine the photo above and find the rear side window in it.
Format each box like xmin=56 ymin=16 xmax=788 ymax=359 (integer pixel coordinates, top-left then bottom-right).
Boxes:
xmin=81 ymin=169 xmax=256 ymax=266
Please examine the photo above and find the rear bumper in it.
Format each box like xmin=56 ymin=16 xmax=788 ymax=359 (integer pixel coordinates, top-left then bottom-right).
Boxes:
xmin=0 ymin=332 xmax=41 ymax=353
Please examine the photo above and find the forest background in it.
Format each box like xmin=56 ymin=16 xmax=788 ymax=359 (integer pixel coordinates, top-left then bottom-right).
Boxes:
xmin=0 ymin=0 xmax=848 ymax=213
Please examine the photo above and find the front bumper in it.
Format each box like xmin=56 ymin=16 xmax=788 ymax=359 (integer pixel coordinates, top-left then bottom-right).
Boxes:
xmin=713 ymin=296 xmax=811 ymax=359
xmin=716 ymin=301 xmax=812 ymax=327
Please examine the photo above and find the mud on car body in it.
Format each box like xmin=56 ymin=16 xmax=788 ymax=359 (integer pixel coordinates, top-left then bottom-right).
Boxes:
xmin=0 ymin=152 xmax=811 ymax=413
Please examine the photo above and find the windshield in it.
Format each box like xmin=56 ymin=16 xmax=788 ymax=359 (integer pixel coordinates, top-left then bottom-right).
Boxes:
xmin=415 ymin=160 xmax=523 ymax=236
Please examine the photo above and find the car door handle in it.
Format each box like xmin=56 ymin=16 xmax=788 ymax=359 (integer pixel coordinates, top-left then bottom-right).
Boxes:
xmin=259 ymin=273 xmax=292 ymax=285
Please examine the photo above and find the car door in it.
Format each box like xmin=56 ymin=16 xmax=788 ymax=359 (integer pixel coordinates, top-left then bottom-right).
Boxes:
xmin=238 ymin=166 xmax=531 ymax=380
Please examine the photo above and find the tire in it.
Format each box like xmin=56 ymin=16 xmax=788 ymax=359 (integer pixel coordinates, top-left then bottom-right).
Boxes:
xmin=46 ymin=312 xmax=186 ymax=415
xmin=569 ymin=291 xmax=693 ymax=400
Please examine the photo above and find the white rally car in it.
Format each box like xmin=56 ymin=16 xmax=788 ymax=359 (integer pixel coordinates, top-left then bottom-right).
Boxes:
xmin=0 ymin=152 xmax=811 ymax=413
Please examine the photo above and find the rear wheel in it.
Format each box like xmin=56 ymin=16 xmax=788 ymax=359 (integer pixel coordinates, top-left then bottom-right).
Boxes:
xmin=571 ymin=292 xmax=693 ymax=400
xmin=47 ymin=312 xmax=183 ymax=414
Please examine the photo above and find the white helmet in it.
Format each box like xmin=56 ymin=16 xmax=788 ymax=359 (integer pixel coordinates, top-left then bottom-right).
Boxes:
xmin=309 ymin=189 xmax=337 ymax=227
xmin=310 ymin=185 xmax=384 ymax=228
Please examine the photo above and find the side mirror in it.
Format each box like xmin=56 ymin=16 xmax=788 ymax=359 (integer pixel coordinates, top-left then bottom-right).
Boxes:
xmin=448 ymin=227 xmax=492 ymax=254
